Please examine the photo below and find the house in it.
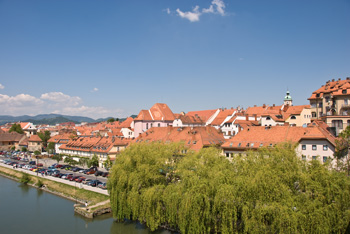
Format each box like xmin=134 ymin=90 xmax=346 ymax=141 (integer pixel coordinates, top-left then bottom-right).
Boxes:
xmin=47 ymin=133 xmax=73 ymax=154
xmin=308 ymin=77 xmax=350 ymax=136
xmin=0 ymin=132 xmax=27 ymax=151
xmin=185 ymin=109 xmax=220 ymax=126
xmin=221 ymin=124 xmax=336 ymax=166
xmin=172 ymin=113 xmax=206 ymax=128
xmin=59 ymin=136 xmax=130 ymax=168
xmin=27 ymin=135 xmax=43 ymax=152
xmin=19 ymin=122 xmax=37 ymax=137
xmin=132 ymin=103 xmax=176 ymax=138
xmin=221 ymin=114 xmax=259 ymax=139
xmin=134 ymin=126 xmax=226 ymax=151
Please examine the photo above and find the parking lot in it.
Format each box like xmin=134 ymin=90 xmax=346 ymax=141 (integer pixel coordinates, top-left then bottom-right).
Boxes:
xmin=0 ymin=152 xmax=109 ymax=195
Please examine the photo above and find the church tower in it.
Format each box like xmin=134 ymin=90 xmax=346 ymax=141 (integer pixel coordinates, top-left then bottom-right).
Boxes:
xmin=284 ymin=90 xmax=293 ymax=106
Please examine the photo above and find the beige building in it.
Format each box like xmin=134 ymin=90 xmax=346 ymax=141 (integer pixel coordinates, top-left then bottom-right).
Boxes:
xmin=308 ymin=78 xmax=350 ymax=135
xmin=28 ymin=135 xmax=43 ymax=152
xmin=221 ymin=121 xmax=336 ymax=166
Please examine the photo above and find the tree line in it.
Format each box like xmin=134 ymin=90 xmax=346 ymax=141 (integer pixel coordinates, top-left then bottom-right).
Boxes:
xmin=108 ymin=142 xmax=350 ymax=234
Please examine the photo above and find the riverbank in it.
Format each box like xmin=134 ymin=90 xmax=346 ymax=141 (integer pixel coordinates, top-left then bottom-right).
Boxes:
xmin=0 ymin=165 xmax=111 ymax=219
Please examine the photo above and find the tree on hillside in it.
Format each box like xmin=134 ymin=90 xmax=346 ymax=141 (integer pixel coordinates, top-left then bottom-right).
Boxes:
xmin=335 ymin=125 xmax=350 ymax=175
xmin=107 ymin=118 xmax=115 ymax=123
xmin=9 ymin=123 xmax=24 ymax=134
xmin=88 ymin=154 xmax=99 ymax=168
xmin=37 ymin=131 xmax=51 ymax=148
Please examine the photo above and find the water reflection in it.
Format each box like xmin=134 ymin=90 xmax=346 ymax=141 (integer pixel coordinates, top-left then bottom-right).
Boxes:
xmin=1 ymin=175 xmax=172 ymax=234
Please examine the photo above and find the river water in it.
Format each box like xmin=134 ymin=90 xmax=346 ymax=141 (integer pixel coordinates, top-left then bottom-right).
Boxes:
xmin=0 ymin=176 xmax=171 ymax=234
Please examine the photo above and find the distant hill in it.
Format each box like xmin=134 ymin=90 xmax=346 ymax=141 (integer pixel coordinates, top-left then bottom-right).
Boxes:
xmin=0 ymin=114 xmax=136 ymax=125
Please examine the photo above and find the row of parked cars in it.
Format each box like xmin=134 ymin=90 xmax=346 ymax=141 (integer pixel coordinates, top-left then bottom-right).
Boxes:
xmin=0 ymin=159 xmax=108 ymax=190
xmin=50 ymin=164 xmax=109 ymax=177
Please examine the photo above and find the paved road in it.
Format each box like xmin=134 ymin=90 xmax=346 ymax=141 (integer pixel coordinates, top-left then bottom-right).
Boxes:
xmin=0 ymin=160 xmax=109 ymax=196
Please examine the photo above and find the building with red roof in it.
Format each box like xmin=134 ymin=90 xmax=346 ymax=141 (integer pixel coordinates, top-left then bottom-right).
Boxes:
xmin=134 ymin=126 xmax=225 ymax=151
xmin=308 ymin=77 xmax=350 ymax=136
xmin=221 ymin=124 xmax=336 ymax=166
xmin=133 ymin=103 xmax=176 ymax=137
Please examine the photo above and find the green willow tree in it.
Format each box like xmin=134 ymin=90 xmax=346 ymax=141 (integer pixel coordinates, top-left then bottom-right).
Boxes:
xmin=37 ymin=131 xmax=51 ymax=148
xmin=108 ymin=142 xmax=350 ymax=234
xmin=103 ymin=155 xmax=113 ymax=170
xmin=335 ymin=125 xmax=350 ymax=175
xmin=52 ymin=154 xmax=63 ymax=164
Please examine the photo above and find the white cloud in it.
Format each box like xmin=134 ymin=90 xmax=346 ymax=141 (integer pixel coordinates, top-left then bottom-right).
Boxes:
xmin=172 ymin=0 xmax=226 ymax=22
xmin=166 ymin=8 xmax=171 ymax=14
xmin=0 ymin=83 xmax=4 ymax=89
xmin=41 ymin=92 xmax=81 ymax=106
xmin=212 ymin=0 xmax=226 ymax=16
xmin=91 ymin=87 xmax=99 ymax=92
xmin=176 ymin=6 xmax=201 ymax=22
xmin=0 ymin=91 xmax=124 ymax=119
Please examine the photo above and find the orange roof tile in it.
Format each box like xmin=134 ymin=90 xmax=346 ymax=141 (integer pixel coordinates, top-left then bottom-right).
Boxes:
xmin=210 ymin=109 xmax=236 ymax=126
xmin=28 ymin=135 xmax=42 ymax=142
xmin=134 ymin=126 xmax=225 ymax=151
xmin=186 ymin=109 xmax=218 ymax=122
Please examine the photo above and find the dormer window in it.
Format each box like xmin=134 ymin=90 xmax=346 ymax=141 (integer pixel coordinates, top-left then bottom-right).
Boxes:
xmin=316 ymin=94 xmax=320 ymax=98
xmin=291 ymin=116 xmax=296 ymax=120
xmin=343 ymin=89 xmax=347 ymax=94
xmin=266 ymin=117 xmax=271 ymax=120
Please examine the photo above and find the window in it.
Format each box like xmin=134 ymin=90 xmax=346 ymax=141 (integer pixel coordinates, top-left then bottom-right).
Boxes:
xmin=266 ymin=117 xmax=271 ymax=120
xmin=312 ymin=145 xmax=317 ymax=150
xmin=318 ymin=103 xmax=323 ymax=108
xmin=291 ymin=116 xmax=296 ymax=120
xmin=146 ymin=123 xmax=149 ymax=129
xmin=323 ymin=156 xmax=328 ymax=163
xmin=302 ymin=155 xmax=306 ymax=161
xmin=345 ymin=99 xmax=349 ymax=105
xmin=302 ymin=145 xmax=306 ymax=150
xmin=325 ymin=96 xmax=330 ymax=102
xmin=158 ymin=123 xmax=160 ymax=127
xmin=332 ymin=120 xmax=343 ymax=129
xmin=312 ymin=112 xmax=317 ymax=118
xmin=259 ymin=143 xmax=263 ymax=147
xmin=312 ymin=156 xmax=317 ymax=160
xmin=226 ymin=153 xmax=230 ymax=158
xmin=343 ymin=89 xmax=347 ymax=94
xmin=238 ymin=143 xmax=241 ymax=147
xmin=323 ymin=145 xmax=328 ymax=151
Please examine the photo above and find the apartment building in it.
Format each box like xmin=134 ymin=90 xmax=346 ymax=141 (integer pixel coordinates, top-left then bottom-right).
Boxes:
xmin=308 ymin=77 xmax=350 ymax=135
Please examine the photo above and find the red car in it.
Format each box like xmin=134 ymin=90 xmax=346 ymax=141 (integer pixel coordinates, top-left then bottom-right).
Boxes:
xmin=76 ymin=177 xmax=86 ymax=183
xmin=55 ymin=164 xmax=63 ymax=168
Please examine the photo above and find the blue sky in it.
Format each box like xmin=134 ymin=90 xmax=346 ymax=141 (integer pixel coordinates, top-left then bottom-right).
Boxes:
xmin=0 ymin=0 xmax=349 ymax=119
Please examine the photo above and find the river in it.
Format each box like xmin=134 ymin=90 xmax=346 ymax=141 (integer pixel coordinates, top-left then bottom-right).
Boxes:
xmin=0 ymin=175 xmax=171 ymax=234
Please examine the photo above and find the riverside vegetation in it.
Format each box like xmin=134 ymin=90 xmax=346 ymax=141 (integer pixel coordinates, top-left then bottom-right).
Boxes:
xmin=108 ymin=142 xmax=350 ymax=234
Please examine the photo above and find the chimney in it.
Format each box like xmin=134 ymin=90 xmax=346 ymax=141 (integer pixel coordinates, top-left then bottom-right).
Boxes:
xmin=332 ymin=79 xmax=335 ymax=82
xmin=347 ymin=77 xmax=350 ymax=80
xmin=246 ymin=114 xmax=249 ymax=121
xmin=263 ymin=104 xmax=266 ymax=108
xmin=273 ymin=104 xmax=275 ymax=107
xmin=338 ymin=78 xmax=341 ymax=81
xmin=254 ymin=105 xmax=257 ymax=107
xmin=254 ymin=114 xmax=257 ymax=121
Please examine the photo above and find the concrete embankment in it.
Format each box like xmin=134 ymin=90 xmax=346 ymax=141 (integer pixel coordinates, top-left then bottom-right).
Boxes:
xmin=0 ymin=164 xmax=111 ymax=219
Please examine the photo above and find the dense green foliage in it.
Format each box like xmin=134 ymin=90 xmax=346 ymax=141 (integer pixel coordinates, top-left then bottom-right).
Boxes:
xmin=37 ymin=131 xmax=51 ymax=148
xmin=335 ymin=125 xmax=350 ymax=175
xmin=109 ymin=142 xmax=350 ymax=234
xmin=34 ymin=150 xmax=40 ymax=156
xmin=103 ymin=155 xmax=113 ymax=170
xmin=20 ymin=173 xmax=31 ymax=184
xmin=64 ymin=156 xmax=78 ymax=166
xmin=88 ymin=154 xmax=99 ymax=168
xmin=52 ymin=154 xmax=63 ymax=164
xmin=9 ymin=123 xmax=24 ymax=134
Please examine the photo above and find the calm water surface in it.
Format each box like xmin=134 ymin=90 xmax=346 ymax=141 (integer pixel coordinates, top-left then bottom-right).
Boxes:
xmin=0 ymin=176 xmax=171 ymax=234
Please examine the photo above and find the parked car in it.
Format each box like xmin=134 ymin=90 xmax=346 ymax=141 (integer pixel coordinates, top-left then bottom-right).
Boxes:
xmin=98 ymin=182 xmax=107 ymax=190
xmin=102 ymin=172 xmax=109 ymax=177
xmin=29 ymin=161 xmax=36 ymax=165
xmin=82 ymin=179 xmax=92 ymax=184
xmin=76 ymin=177 xmax=86 ymax=183
xmin=70 ymin=176 xmax=80 ymax=181
xmin=94 ymin=171 xmax=103 ymax=176
xmin=87 ymin=180 xmax=101 ymax=187
xmin=86 ymin=168 xmax=97 ymax=175
xmin=72 ymin=167 xmax=83 ymax=172
xmin=37 ymin=163 xmax=43 ymax=167
xmin=55 ymin=164 xmax=63 ymax=168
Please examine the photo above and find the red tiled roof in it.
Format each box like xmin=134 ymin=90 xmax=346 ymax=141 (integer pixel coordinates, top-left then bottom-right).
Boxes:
xmin=308 ymin=78 xmax=350 ymax=100
xmin=210 ymin=109 xmax=236 ymax=126
xmin=186 ymin=109 xmax=218 ymax=122
xmin=222 ymin=125 xmax=336 ymax=150
xmin=134 ymin=126 xmax=225 ymax=151
xmin=28 ymin=135 xmax=42 ymax=142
